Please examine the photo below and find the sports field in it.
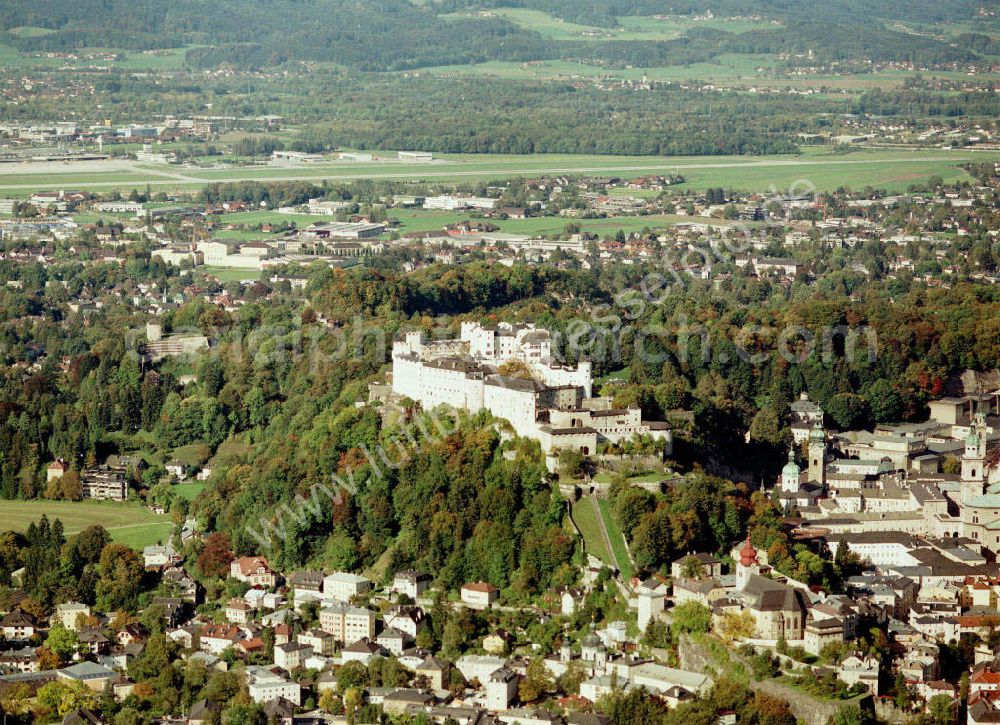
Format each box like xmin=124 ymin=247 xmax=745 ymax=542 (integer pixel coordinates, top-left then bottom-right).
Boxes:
xmin=1 ymin=148 xmax=995 ymax=195
xmin=1 ymin=500 xmax=171 ymax=550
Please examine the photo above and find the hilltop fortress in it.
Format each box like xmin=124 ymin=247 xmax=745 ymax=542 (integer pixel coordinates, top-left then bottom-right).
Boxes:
xmin=387 ymin=322 xmax=671 ymax=465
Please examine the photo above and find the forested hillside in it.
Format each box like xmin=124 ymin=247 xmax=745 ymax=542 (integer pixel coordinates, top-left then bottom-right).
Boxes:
xmin=3 ymin=242 xmax=1000 ymax=579
xmin=440 ymin=0 xmax=987 ymax=26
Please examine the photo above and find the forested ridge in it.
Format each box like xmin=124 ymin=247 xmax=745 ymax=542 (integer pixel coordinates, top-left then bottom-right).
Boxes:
xmin=0 ymin=0 xmax=990 ymax=71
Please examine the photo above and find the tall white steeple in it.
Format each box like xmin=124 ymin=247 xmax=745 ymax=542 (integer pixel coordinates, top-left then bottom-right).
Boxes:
xmin=962 ymin=410 xmax=988 ymax=505
xmin=780 ymin=448 xmax=801 ymax=492
xmin=808 ymin=420 xmax=826 ymax=486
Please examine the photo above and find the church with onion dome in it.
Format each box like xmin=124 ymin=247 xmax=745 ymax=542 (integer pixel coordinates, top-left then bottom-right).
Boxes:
xmin=773 ymin=419 xmax=829 ymax=511
xmin=707 ymin=536 xmax=810 ymax=642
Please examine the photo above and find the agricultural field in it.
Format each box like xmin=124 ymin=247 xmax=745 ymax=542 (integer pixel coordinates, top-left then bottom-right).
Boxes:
xmin=0 ymin=38 xmax=191 ymax=71
xmin=1 ymin=500 xmax=171 ymax=550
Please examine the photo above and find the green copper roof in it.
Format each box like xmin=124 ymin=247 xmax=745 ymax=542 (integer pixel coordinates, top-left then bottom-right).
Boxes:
xmin=966 ymin=494 xmax=1000 ymax=508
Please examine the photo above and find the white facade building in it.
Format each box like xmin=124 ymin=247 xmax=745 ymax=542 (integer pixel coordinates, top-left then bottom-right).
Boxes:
xmin=318 ymin=604 xmax=376 ymax=645
xmin=424 ymin=195 xmax=496 ymax=211
xmin=246 ymin=666 xmax=301 ymax=705
xmin=486 ymin=668 xmax=518 ymax=711
xmin=323 ymin=572 xmax=372 ymax=601
xmin=389 ymin=322 xmax=670 ymax=459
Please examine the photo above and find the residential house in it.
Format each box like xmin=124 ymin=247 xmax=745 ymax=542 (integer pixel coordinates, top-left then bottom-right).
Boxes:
xmin=77 ymin=629 xmax=112 ymax=656
xmin=483 ymin=631 xmax=514 ymax=655
xmin=0 ymin=646 xmax=40 ymax=673
xmin=54 ymin=603 xmax=90 ymax=631
xmin=376 ymin=628 xmax=413 ymax=656
xmin=671 ymin=553 xmax=723 ymax=580
xmin=200 ymin=624 xmax=244 ymax=655
xmin=384 ymin=605 xmax=427 ymax=638
xmin=245 ymin=665 xmax=301 ymax=706
xmin=225 ymin=599 xmax=254 ymax=625
xmin=392 ymin=569 xmax=432 ymax=599
xmin=340 ymin=638 xmax=384 ymax=665
xmin=381 ymin=689 xmax=435 ymax=717
xmin=803 ymin=617 xmax=845 ymax=655
xmin=117 ymin=623 xmax=149 ymax=647
xmin=143 ymin=544 xmax=180 ymax=569
xmin=80 ymin=468 xmax=128 ymax=501
xmin=0 ymin=609 xmax=38 ymax=641
xmin=47 ymin=460 xmax=68 ymax=482
xmin=461 ymin=582 xmax=499 ymax=609
xmin=838 ymin=655 xmax=881 ymax=694
xmin=165 ymin=460 xmax=186 ymax=479
xmin=162 ymin=568 xmax=199 ymax=604
xmin=288 ymin=571 xmax=325 ymax=593
xmin=297 ymin=630 xmax=336 ymax=657
xmin=318 ymin=604 xmax=376 ymax=645
xmin=230 ymin=557 xmax=278 ymax=588
xmin=57 ymin=662 xmax=116 ymax=692
xmin=556 ymin=587 xmax=586 ymax=616
xmin=416 ymin=657 xmax=451 ymax=690
xmin=487 ymin=668 xmax=519 ymax=711
xmin=274 ymin=642 xmax=312 ymax=671
xmin=322 ymin=572 xmax=372 ymax=601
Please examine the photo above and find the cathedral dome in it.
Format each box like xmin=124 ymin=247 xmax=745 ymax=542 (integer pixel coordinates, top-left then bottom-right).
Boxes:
xmin=782 ymin=449 xmax=801 ymax=477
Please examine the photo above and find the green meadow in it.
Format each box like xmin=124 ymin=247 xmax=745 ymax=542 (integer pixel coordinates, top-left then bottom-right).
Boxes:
xmin=1 ymin=499 xmax=171 ymax=550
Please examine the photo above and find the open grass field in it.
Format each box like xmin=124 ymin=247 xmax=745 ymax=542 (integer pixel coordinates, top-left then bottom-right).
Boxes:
xmin=170 ymin=444 xmax=212 ymax=467
xmin=172 ymin=482 xmax=206 ymax=502
xmin=2 ymin=148 xmax=996 ymax=196
xmin=597 ymin=498 xmax=634 ymax=581
xmin=1 ymin=500 xmax=171 ymax=550
xmin=111 ymin=523 xmax=173 ymax=549
xmin=7 ymin=26 xmax=57 ymax=37
xmin=114 ymin=47 xmax=191 ymax=71
xmin=202 ymin=266 xmax=265 ymax=282
xmin=571 ymin=497 xmax=614 ymax=568
xmin=616 ymin=15 xmax=781 ymax=40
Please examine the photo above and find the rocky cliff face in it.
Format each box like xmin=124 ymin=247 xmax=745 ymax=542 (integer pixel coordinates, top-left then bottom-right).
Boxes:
xmin=677 ymin=634 xmax=874 ymax=725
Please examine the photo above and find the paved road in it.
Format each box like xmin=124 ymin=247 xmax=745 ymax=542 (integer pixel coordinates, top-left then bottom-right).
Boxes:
xmin=0 ymin=154 xmax=984 ymax=191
